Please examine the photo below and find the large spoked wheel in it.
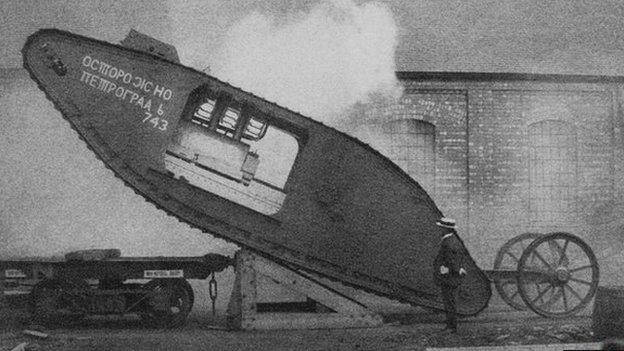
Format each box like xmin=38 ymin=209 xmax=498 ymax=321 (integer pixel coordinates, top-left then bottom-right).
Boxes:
xmin=28 ymin=278 xmax=89 ymax=326
xmin=493 ymin=232 xmax=542 ymax=310
xmin=517 ymin=232 xmax=599 ymax=318
xmin=140 ymin=279 xmax=194 ymax=328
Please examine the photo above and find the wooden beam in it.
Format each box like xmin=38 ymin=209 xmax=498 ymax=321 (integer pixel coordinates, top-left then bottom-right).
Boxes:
xmin=226 ymin=250 xmax=383 ymax=330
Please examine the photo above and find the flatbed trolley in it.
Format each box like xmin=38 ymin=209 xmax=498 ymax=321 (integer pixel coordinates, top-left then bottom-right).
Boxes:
xmin=0 ymin=250 xmax=232 ymax=327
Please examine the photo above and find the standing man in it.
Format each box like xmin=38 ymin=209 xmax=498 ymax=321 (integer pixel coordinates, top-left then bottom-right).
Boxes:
xmin=433 ymin=217 xmax=467 ymax=333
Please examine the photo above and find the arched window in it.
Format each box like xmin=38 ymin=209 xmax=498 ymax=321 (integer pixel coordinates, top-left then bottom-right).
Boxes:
xmin=528 ymin=120 xmax=577 ymax=223
xmin=382 ymin=119 xmax=436 ymax=192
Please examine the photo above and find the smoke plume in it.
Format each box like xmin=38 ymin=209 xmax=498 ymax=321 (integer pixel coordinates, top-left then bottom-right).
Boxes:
xmin=173 ymin=0 xmax=403 ymax=124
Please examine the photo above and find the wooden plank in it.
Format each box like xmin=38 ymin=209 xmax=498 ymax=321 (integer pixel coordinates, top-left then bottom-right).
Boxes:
xmin=227 ymin=250 xmax=383 ymax=330
xmin=253 ymin=255 xmax=371 ymax=315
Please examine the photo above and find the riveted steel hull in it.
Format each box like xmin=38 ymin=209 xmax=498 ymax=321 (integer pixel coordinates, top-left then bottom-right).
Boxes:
xmin=22 ymin=29 xmax=491 ymax=315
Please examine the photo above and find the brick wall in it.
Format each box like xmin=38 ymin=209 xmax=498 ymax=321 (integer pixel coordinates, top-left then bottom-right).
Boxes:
xmin=351 ymin=91 xmax=469 ymax=237
xmin=349 ymin=75 xmax=624 ymax=283
xmin=467 ymin=89 xmax=615 ymax=266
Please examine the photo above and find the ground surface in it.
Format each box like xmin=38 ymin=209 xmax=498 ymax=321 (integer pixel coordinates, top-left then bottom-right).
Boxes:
xmin=0 ymin=301 xmax=605 ymax=351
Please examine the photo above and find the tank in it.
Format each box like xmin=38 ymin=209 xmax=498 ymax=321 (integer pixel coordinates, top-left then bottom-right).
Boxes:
xmin=21 ymin=29 xmax=491 ymax=315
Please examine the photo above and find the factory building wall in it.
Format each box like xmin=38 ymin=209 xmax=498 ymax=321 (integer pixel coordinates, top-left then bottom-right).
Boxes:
xmin=352 ymin=76 xmax=624 ymax=284
xmin=351 ymin=92 xmax=469 ymax=232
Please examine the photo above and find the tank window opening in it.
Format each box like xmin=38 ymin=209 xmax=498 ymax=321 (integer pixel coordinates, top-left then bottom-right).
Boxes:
xmin=247 ymin=126 xmax=298 ymax=190
xmin=191 ymin=98 xmax=216 ymax=127
xmin=243 ymin=116 xmax=268 ymax=141
xmin=165 ymin=85 xmax=301 ymax=215
xmin=217 ymin=107 xmax=240 ymax=137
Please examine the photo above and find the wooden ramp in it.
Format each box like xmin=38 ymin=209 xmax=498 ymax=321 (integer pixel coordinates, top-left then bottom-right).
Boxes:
xmin=226 ymin=250 xmax=383 ymax=330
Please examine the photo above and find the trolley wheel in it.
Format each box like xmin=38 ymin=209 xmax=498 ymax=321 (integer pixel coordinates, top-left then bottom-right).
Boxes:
xmin=140 ymin=279 xmax=194 ymax=328
xmin=517 ymin=232 xmax=599 ymax=318
xmin=492 ymin=232 xmax=542 ymax=310
xmin=28 ymin=278 xmax=89 ymax=325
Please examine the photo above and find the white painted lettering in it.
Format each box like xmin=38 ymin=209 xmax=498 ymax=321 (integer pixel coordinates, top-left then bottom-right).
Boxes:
xmin=122 ymin=88 xmax=132 ymax=101
xmin=143 ymin=99 xmax=152 ymax=112
xmin=106 ymin=81 xmax=117 ymax=94
xmin=163 ymin=89 xmax=172 ymax=101
xmin=153 ymin=84 xmax=165 ymax=98
xmin=99 ymin=62 xmax=110 ymax=76
xmin=89 ymin=74 xmax=98 ymax=88
xmin=80 ymin=70 xmax=90 ymax=82
xmin=79 ymin=55 xmax=170 ymax=132
xmin=108 ymin=67 xmax=118 ymax=79
xmin=115 ymin=86 xmax=124 ymax=98
xmin=129 ymin=92 xmax=139 ymax=104
xmin=98 ymin=77 xmax=109 ymax=91
xmin=82 ymin=56 xmax=91 ymax=67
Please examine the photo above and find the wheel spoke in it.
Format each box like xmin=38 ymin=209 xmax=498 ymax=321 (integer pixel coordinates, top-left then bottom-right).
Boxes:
xmin=547 ymin=240 xmax=561 ymax=258
xmin=531 ymin=284 xmax=553 ymax=304
xmin=535 ymin=283 xmax=548 ymax=303
xmin=544 ymin=287 xmax=563 ymax=307
xmin=530 ymin=249 xmax=553 ymax=269
xmin=506 ymin=251 xmax=520 ymax=262
xmin=513 ymin=233 xmax=597 ymax=317
xmin=569 ymin=277 xmax=592 ymax=286
xmin=569 ymin=264 xmax=593 ymax=273
xmin=535 ymin=283 xmax=545 ymax=303
xmin=561 ymin=287 xmax=568 ymax=311
xmin=557 ymin=240 xmax=570 ymax=265
xmin=564 ymin=284 xmax=584 ymax=302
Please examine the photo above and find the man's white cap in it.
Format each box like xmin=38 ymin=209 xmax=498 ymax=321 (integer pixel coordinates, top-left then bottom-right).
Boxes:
xmin=436 ymin=217 xmax=456 ymax=229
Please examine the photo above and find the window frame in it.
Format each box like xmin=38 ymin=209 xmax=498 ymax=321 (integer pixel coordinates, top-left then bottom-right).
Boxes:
xmin=174 ymin=84 xmax=309 ymax=192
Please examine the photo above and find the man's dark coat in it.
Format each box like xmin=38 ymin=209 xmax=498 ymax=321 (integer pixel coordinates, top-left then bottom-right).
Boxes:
xmin=433 ymin=232 xmax=466 ymax=287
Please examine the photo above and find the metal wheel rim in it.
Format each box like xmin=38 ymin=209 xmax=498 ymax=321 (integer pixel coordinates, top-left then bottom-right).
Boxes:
xmin=493 ymin=232 xmax=542 ymax=310
xmin=142 ymin=279 xmax=194 ymax=328
xmin=517 ymin=232 xmax=599 ymax=318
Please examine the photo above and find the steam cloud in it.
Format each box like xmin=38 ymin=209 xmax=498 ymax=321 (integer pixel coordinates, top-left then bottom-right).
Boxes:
xmin=174 ymin=0 xmax=403 ymax=124
xmin=170 ymin=0 xmax=406 ymax=217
